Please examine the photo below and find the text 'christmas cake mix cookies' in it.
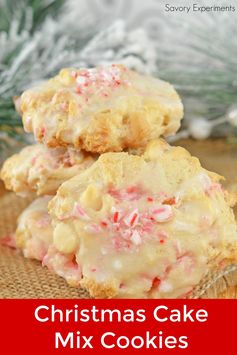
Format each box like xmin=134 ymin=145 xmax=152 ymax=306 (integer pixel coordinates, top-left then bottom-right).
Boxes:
xmin=14 ymin=197 xmax=82 ymax=286
xmin=19 ymin=64 xmax=183 ymax=153
xmin=1 ymin=144 xmax=95 ymax=196
xmin=48 ymin=140 xmax=237 ymax=298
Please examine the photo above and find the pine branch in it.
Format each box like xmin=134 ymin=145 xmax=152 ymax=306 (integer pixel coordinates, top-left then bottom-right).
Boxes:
xmin=154 ymin=0 xmax=237 ymax=127
xmin=0 ymin=0 xmax=64 ymax=33
xmin=0 ymin=0 xmax=67 ymax=160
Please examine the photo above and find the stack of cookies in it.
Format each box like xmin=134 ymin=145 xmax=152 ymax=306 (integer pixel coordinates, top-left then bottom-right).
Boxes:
xmin=1 ymin=64 xmax=237 ymax=298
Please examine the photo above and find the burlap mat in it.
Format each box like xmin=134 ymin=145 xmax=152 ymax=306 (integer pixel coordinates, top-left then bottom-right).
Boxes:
xmin=0 ymin=192 xmax=237 ymax=299
xmin=0 ymin=192 xmax=90 ymax=298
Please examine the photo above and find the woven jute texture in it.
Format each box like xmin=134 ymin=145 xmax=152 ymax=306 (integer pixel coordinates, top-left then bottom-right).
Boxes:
xmin=0 ymin=192 xmax=90 ymax=298
xmin=0 ymin=192 xmax=237 ymax=299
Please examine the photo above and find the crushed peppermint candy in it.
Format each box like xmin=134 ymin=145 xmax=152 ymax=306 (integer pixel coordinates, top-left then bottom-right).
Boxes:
xmin=72 ymin=203 xmax=90 ymax=220
xmin=151 ymin=277 xmax=161 ymax=290
xmin=73 ymin=65 xmax=129 ymax=99
xmin=71 ymin=70 xmax=78 ymax=78
xmin=109 ymin=186 xmax=144 ymax=201
xmin=76 ymin=76 xmax=87 ymax=86
xmin=152 ymin=205 xmax=173 ymax=222
xmin=124 ymin=209 xmax=139 ymax=227
xmin=79 ymin=185 xmax=175 ymax=251
xmin=157 ymin=230 xmax=168 ymax=240
xmin=147 ymin=197 xmax=154 ymax=202
xmin=130 ymin=230 xmax=142 ymax=245
xmin=100 ymin=220 xmax=108 ymax=228
xmin=84 ymin=224 xmax=101 ymax=234
xmin=111 ymin=207 xmax=122 ymax=224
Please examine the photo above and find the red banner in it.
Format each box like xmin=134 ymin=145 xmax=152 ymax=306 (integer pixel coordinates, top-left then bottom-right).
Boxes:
xmin=0 ymin=300 xmax=235 ymax=354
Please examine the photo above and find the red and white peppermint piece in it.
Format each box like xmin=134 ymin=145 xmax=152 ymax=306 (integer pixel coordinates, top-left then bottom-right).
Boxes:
xmin=109 ymin=186 xmax=143 ymax=201
xmin=157 ymin=230 xmax=168 ymax=244
xmin=71 ymin=70 xmax=78 ymax=78
xmin=100 ymin=220 xmax=108 ymax=228
xmin=153 ymin=205 xmax=173 ymax=222
xmin=111 ymin=207 xmax=122 ymax=224
xmin=130 ymin=230 xmax=142 ymax=245
xmin=124 ymin=209 xmax=139 ymax=227
xmin=76 ymin=76 xmax=87 ymax=86
xmin=120 ymin=229 xmax=131 ymax=239
xmin=72 ymin=203 xmax=90 ymax=220
xmin=84 ymin=224 xmax=101 ymax=234
xmin=147 ymin=196 xmax=154 ymax=202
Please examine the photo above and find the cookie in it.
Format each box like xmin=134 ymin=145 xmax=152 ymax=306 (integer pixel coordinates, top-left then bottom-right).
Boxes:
xmin=15 ymin=196 xmax=53 ymax=260
xmin=19 ymin=64 xmax=183 ymax=153
xmin=1 ymin=144 xmax=95 ymax=196
xmin=15 ymin=197 xmax=81 ymax=286
xmin=48 ymin=139 xmax=237 ymax=298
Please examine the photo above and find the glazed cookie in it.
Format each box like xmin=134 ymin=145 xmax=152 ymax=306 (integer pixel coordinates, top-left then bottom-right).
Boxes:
xmin=15 ymin=196 xmax=53 ymax=260
xmin=48 ymin=140 xmax=237 ymax=299
xmin=19 ymin=64 xmax=183 ymax=153
xmin=15 ymin=197 xmax=81 ymax=286
xmin=1 ymin=144 xmax=95 ymax=196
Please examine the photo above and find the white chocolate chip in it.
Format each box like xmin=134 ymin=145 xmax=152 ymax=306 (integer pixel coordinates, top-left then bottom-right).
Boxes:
xmin=53 ymin=223 xmax=78 ymax=254
xmin=80 ymin=184 xmax=102 ymax=211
